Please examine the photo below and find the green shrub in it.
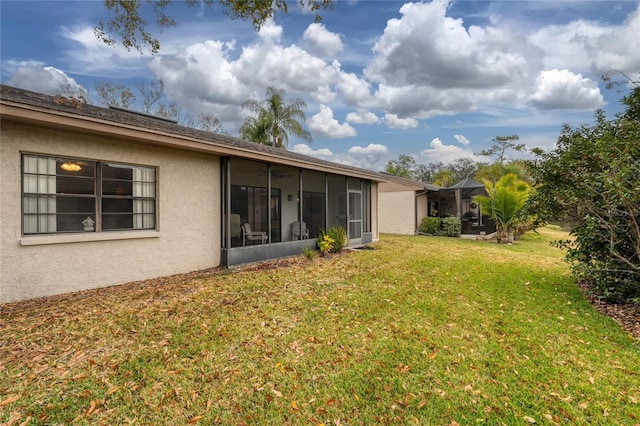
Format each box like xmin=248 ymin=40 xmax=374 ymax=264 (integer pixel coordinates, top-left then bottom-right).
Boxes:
xmin=441 ymin=217 xmax=461 ymax=237
xmin=419 ymin=217 xmax=441 ymax=234
xmin=317 ymin=226 xmax=347 ymax=255
xmin=302 ymin=245 xmax=317 ymax=260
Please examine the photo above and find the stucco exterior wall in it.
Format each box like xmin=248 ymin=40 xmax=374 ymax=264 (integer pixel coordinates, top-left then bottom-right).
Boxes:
xmin=378 ymin=190 xmax=416 ymax=235
xmin=1 ymin=122 xmax=220 ymax=303
xmin=416 ymin=193 xmax=429 ymax=226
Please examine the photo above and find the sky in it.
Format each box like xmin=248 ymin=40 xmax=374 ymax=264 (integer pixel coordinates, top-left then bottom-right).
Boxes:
xmin=1 ymin=0 xmax=639 ymax=172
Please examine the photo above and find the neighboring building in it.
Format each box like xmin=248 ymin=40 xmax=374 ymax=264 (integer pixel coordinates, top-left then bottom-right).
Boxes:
xmin=379 ymin=175 xmax=497 ymax=236
xmin=1 ymin=86 xmax=386 ymax=303
xmin=378 ymin=174 xmax=440 ymax=235
xmin=438 ymin=177 xmax=497 ymax=235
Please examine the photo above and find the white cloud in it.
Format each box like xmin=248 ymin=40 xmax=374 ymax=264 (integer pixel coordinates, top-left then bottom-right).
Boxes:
xmin=420 ymin=138 xmax=486 ymax=165
xmin=303 ymin=23 xmax=344 ymax=57
xmin=348 ymin=143 xmax=388 ymax=155
xmin=384 ymin=113 xmax=418 ymax=129
xmin=454 ymin=134 xmax=470 ymax=146
xmin=530 ymin=69 xmax=604 ymax=110
xmin=336 ymin=70 xmax=375 ymax=107
xmin=150 ymin=21 xmax=340 ymax=126
xmin=365 ymin=2 xmax=538 ymax=90
xmin=309 ymin=105 xmax=357 ymax=138
xmin=311 ymin=85 xmax=337 ymax=103
xmin=291 ymin=143 xmax=388 ymax=171
xmin=290 ymin=144 xmax=335 ymax=158
xmin=7 ymin=65 xmax=88 ymax=99
xmin=529 ymin=5 xmax=640 ymax=76
xmin=346 ymin=143 xmax=389 ymax=170
xmin=60 ymin=26 xmax=149 ymax=77
xmin=346 ymin=110 xmax=380 ymax=124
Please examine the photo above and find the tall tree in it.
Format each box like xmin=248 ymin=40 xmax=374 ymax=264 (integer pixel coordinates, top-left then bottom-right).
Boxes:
xmin=96 ymin=0 xmax=334 ymax=54
xmin=474 ymin=173 xmax=531 ymax=244
xmin=433 ymin=169 xmax=454 ymax=187
xmin=94 ymin=82 xmax=135 ymax=108
xmin=449 ymin=157 xmax=481 ymax=182
xmin=478 ymin=135 xmax=526 ymax=164
xmin=241 ymin=87 xmax=312 ymax=148
xmin=93 ymin=79 xmax=227 ymax=134
xmin=239 ymin=116 xmax=270 ymax=144
xmin=384 ymin=155 xmax=417 ymax=179
xmin=530 ymin=86 xmax=640 ymax=302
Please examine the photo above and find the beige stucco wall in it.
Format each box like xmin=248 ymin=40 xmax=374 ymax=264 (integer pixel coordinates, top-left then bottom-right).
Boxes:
xmin=417 ymin=193 xmax=429 ymax=226
xmin=1 ymin=122 xmax=220 ymax=303
xmin=378 ymin=190 xmax=417 ymax=235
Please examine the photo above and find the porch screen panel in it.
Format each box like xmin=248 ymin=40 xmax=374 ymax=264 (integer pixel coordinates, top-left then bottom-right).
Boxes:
xmin=229 ymin=159 xmax=270 ymax=247
xmin=271 ymin=165 xmax=297 ymax=242
xmin=327 ymin=174 xmax=347 ymax=230
xmin=302 ymin=170 xmax=326 ymax=239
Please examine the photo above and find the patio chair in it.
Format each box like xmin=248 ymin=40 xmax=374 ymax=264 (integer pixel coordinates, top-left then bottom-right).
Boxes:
xmin=241 ymin=223 xmax=267 ymax=246
xmin=291 ymin=221 xmax=309 ymax=240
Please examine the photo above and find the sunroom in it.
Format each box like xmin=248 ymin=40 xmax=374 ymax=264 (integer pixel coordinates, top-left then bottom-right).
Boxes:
xmin=221 ymin=157 xmax=374 ymax=266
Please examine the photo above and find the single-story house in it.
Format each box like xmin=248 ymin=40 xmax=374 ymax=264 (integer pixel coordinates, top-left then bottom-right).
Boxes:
xmin=0 ymin=85 xmax=387 ymax=303
xmin=378 ymin=174 xmax=440 ymax=234
xmin=379 ymin=175 xmax=497 ymax=236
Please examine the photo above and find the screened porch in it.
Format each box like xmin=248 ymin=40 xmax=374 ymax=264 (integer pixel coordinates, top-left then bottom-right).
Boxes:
xmin=220 ymin=157 xmax=373 ymax=266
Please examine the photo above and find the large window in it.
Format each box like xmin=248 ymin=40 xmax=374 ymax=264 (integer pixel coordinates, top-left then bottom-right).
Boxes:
xmin=22 ymin=154 xmax=156 ymax=234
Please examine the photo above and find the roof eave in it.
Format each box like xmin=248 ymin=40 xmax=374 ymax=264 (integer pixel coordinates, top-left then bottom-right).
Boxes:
xmin=1 ymin=99 xmax=387 ymax=182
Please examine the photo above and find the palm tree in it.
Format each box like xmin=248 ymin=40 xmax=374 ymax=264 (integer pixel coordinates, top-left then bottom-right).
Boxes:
xmin=474 ymin=173 xmax=531 ymax=244
xmin=433 ymin=169 xmax=454 ymax=187
xmin=241 ymin=87 xmax=312 ymax=148
xmin=239 ymin=116 xmax=270 ymax=145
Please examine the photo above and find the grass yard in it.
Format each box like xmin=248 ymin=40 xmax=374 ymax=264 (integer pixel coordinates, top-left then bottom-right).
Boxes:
xmin=1 ymin=227 xmax=639 ymax=425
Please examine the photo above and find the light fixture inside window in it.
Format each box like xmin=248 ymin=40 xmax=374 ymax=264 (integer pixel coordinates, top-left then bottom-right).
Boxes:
xmin=60 ymin=162 xmax=82 ymax=172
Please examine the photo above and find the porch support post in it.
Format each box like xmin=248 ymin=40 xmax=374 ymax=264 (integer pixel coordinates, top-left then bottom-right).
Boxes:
xmin=298 ymin=168 xmax=303 ymax=239
xmin=267 ymin=163 xmax=272 ymax=244
xmin=324 ymin=173 xmax=329 ymax=230
xmin=224 ymin=157 xmax=232 ymax=250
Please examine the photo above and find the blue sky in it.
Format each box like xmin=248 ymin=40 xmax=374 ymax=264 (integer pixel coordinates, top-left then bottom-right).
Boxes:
xmin=2 ymin=1 xmax=639 ymax=172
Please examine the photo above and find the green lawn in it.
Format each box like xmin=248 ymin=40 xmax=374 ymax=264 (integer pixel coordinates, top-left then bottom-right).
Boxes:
xmin=1 ymin=227 xmax=639 ymax=425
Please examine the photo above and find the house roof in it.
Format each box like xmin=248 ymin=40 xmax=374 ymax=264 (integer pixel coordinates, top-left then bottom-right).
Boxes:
xmin=447 ymin=177 xmax=485 ymax=189
xmin=0 ymin=85 xmax=388 ymax=182
xmin=378 ymin=172 xmax=441 ymax=192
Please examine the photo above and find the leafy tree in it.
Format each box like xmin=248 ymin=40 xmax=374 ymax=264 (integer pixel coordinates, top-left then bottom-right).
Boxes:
xmin=474 ymin=173 xmax=531 ymax=244
xmin=530 ymin=86 xmax=640 ymax=302
xmin=239 ymin=116 xmax=270 ymax=144
xmin=476 ymin=160 xmax=532 ymax=184
xmin=478 ymin=134 xmax=526 ymax=164
xmin=433 ymin=169 xmax=454 ymax=187
xmin=94 ymin=79 xmax=227 ymax=133
xmin=96 ymin=0 xmax=334 ymax=54
xmin=449 ymin=157 xmax=481 ymax=182
xmin=94 ymin=81 xmax=135 ymax=108
xmin=384 ymin=155 xmax=417 ymax=179
xmin=414 ymin=162 xmax=444 ymax=183
xmin=241 ymin=87 xmax=312 ymax=148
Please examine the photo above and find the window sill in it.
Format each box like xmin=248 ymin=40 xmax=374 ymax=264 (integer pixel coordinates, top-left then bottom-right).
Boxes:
xmin=20 ymin=230 xmax=160 ymax=246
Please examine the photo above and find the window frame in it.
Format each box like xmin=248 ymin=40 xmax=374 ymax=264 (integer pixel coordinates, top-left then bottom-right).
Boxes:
xmin=21 ymin=153 xmax=157 ymax=236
